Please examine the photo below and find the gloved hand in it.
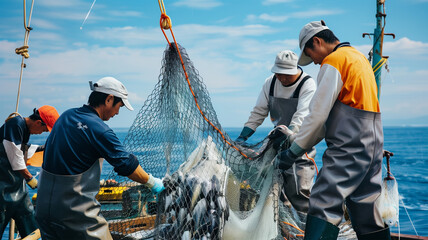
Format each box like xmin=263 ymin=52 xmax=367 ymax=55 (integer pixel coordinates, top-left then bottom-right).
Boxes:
xmin=275 ymin=149 xmax=299 ymax=171
xmin=235 ymin=126 xmax=255 ymax=144
xmin=268 ymin=125 xmax=294 ymax=139
xmin=144 ymin=174 xmax=165 ymax=194
xmin=26 ymin=177 xmax=38 ymax=189
xmin=269 ymin=125 xmax=296 ymax=150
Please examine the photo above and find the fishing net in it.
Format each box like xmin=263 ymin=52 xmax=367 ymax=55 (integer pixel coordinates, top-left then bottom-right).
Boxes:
xmin=101 ymin=43 xmax=357 ymax=240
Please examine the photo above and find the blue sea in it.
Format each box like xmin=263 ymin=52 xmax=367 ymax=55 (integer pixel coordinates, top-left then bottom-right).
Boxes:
xmin=4 ymin=126 xmax=428 ymax=239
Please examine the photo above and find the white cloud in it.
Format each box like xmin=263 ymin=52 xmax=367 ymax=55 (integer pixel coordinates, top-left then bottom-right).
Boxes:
xmin=43 ymin=11 xmax=90 ymax=21
xmin=258 ymin=14 xmax=289 ymax=23
xmin=384 ymin=37 xmax=428 ymax=57
xmin=246 ymin=9 xmax=340 ymax=23
xmin=32 ymin=18 xmax=60 ymax=30
xmin=0 ymin=40 xmax=22 ymax=60
xmin=88 ymin=24 xmax=279 ymax=47
xmin=108 ymin=11 xmax=143 ymax=18
xmin=291 ymin=9 xmax=340 ymax=18
xmin=262 ymin=0 xmax=294 ymax=5
xmin=37 ymin=0 xmax=87 ymax=7
xmin=173 ymin=0 xmax=223 ymax=9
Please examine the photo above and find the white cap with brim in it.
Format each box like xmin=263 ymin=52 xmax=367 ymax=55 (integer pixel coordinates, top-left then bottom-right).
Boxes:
xmin=298 ymin=20 xmax=329 ymax=66
xmin=90 ymin=77 xmax=134 ymax=111
xmin=271 ymin=50 xmax=299 ymax=75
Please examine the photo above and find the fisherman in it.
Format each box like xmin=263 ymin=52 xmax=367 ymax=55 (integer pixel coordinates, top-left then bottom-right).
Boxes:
xmin=276 ymin=21 xmax=390 ymax=239
xmin=0 ymin=106 xmax=59 ymax=238
xmin=235 ymin=50 xmax=317 ymax=213
xmin=35 ymin=77 xmax=165 ymax=240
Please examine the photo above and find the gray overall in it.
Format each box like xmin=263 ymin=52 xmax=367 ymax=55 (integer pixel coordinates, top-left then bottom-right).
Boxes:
xmin=308 ymin=100 xmax=385 ymax=235
xmin=268 ymin=75 xmax=316 ymax=213
xmin=0 ymin=145 xmax=38 ymax=237
xmin=36 ymin=159 xmax=112 ymax=240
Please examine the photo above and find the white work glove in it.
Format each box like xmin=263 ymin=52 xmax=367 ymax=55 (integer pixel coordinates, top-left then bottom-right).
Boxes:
xmin=268 ymin=125 xmax=296 ymax=150
xmin=26 ymin=177 xmax=38 ymax=189
xmin=144 ymin=174 xmax=165 ymax=194
xmin=269 ymin=125 xmax=294 ymax=138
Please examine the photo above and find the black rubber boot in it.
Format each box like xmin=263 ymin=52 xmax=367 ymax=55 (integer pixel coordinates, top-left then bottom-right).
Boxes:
xmin=304 ymin=215 xmax=339 ymax=240
xmin=357 ymin=227 xmax=391 ymax=240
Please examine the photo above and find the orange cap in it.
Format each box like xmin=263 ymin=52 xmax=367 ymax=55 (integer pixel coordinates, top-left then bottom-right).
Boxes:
xmin=38 ymin=105 xmax=59 ymax=132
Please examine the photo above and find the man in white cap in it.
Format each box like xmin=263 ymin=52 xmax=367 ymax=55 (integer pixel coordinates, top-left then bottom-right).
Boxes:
xmin=36 ymin=77 xmax=165 ymax=240
xmin=236 ymin=50 xmax=317 ymax=213
xmin=276 ymin=21 xmax=390 ymax=239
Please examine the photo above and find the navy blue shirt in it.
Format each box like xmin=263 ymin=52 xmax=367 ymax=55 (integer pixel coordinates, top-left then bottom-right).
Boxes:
xmin=43 ymin=105 xmax=138 ymax=176
xmin=1 ymin=116 xmax=29 ymax=147
xmin=0 ymin=116 xmax=30 ymax=170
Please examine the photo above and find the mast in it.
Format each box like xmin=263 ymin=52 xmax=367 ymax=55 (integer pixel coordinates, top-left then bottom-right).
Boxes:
xmin=363 ymin=0 xmax=395 ymax=99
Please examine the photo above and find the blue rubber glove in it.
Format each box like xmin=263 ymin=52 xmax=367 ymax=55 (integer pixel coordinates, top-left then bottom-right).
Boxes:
xmin=151 ymin=177 xmax=165 ymax=194
xmin=275 ymin=149 xmax=298 ymax=171
xmin=235 ymin=126 xmax=255 ymax=143
xmin=144 ymin=174 xmax=165 ymax=194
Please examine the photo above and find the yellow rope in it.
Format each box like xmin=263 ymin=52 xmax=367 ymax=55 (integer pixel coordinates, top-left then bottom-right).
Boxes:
xmin=14 ymin=0 xmax=35 ymax=113
xmin=5 ymin=112 xmax=22 ymax=123
xmin=373 ymin=57 xmax=387 ymax=73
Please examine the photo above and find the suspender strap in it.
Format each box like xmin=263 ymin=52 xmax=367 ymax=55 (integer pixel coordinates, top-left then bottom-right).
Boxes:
xmin=292 ymin=75 xmax=311 ymax=98
xmin=269 ymin=75 xmax=276 ymax=97
xmin=269 ymin=74 xmax=311 ymax=98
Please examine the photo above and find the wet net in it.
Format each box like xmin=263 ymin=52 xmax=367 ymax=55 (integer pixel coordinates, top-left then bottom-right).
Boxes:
xmin=101 ymin=43 xmax=356 ymax=240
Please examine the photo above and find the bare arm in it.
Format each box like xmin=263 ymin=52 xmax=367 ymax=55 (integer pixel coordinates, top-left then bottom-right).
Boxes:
xmin=18 ymin=168 xmax=33 ymax=180
xmin=127 ymin=165 xmax=149 ymax=184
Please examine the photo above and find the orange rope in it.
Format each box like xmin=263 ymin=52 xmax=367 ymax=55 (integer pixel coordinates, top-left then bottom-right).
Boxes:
xmin=157 ymin=0 xmax=249 ymax=159
xmin=282 ymin=221 xmax=304 ymax=233
xmin=305 ymin=152 xmax=318 ymax=175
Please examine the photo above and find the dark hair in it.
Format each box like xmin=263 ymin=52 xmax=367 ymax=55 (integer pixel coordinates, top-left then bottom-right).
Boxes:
xmin=305 ymin=29 xmax=339 ymax=50
xmin=29 ymin=108 xmax=45 ymax=125
xmin=88 ymin=91 xmax=123 ymax=108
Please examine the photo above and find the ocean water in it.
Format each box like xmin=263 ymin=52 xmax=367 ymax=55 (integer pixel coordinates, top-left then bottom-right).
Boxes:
xmin=4 ymin=126 xmax=427 ymax=238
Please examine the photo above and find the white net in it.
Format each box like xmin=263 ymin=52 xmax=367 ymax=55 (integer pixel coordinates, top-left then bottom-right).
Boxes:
xmin=101 ymin=43 xmax=357 ymax=240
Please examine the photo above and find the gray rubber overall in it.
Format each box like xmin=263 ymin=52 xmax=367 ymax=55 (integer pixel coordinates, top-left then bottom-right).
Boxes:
xmin=268 ymin=75 xmax=316 ymax=213
xmin=308 ymin=100 xmax=385 ymax=235
xmin=0 ymin=146 xmax=37 ymax=238
xmin=36 ymin=159 xmax=112 ymax=240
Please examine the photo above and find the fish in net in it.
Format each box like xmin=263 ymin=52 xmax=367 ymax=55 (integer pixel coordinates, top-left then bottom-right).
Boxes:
xmin=102 ymin=43 xmax=357 ymax=240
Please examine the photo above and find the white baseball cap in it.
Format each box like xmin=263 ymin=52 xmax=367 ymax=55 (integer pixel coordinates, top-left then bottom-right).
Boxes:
xmin=298 ymin=20 xmax=329 ymax=66
xmin=90 ymin=77 xmax=134 ymax=111
xmin=271 ymin=50 xmax=299 ymax=75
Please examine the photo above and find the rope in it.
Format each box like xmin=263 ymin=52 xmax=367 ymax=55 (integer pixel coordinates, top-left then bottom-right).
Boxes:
xmin=157 ymin=0 xmax=249 ymax=159
xmin=5 ymin=112 xmax=21 ymax=123
xmin=282 ymin=221 xmax=304 ymax=233
xmin=305 ymin=152 xmax=318 ymax=175
xmin=373 ymin=57 xmax=387 ymax=73
xmin=400 ymin=197 xmax=419 ymax=236
xmin=14 ymin=0 xmax=35 ymax=113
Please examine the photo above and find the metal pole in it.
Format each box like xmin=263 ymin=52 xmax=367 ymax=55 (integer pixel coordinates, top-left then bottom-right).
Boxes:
xmin=372 ymin=0 xmax=384 ymax=99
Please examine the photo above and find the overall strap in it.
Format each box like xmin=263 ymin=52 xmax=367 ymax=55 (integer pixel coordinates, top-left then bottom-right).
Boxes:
xmin=292 ymin=75 xmax=311 ymax=98
xmin=269 ymin=75 xmax=277 ymax=97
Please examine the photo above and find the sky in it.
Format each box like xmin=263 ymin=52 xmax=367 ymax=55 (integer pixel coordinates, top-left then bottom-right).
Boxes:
xmin=1 ymin=0 xmax=427 ymax=128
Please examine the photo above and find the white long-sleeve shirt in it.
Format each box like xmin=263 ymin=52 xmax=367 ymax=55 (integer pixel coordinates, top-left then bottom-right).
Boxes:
xmin=291 ymin=45 xmax=379 ymax=155
xmin=291 ymin=65 xmax=342 ymax=154
xmin=244 ymin=72 xmax=316 ymax=132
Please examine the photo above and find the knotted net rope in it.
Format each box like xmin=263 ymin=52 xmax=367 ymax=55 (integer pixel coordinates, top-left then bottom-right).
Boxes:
xmin=103 ymin=43 xmax=356 ymax=240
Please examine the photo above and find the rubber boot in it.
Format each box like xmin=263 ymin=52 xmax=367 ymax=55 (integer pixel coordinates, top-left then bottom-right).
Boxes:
xmin=357 ymin=227 xmax=391 ymax=240
xmin=304 ymin=215 xmax=339 ymax=240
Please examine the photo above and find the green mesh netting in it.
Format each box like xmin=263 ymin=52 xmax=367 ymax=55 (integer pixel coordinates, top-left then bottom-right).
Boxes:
xmin=101 ymin=43 xmax=356 ymax=240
